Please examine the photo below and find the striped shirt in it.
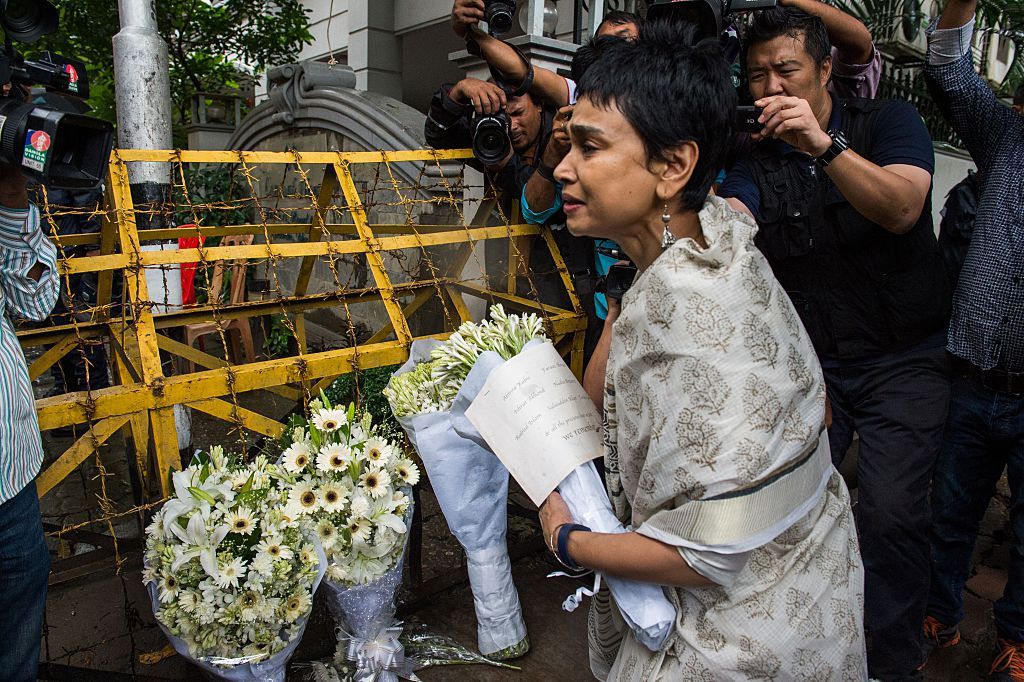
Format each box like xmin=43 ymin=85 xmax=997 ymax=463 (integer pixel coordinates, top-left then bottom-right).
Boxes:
xmin=0 ymin=203 xmax=59 ymax=504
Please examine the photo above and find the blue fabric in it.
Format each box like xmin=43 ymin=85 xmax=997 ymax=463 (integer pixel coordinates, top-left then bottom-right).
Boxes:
xmin=718 ymin=95 xmax=936 ymax=219
xmin=0 ymin=483 xmax=49 ymax=682
xmin=520 ymin=183 xmax=564 ymax=225
xmin=928 ymin=375 xmax=1024 ymax=641
xmin=825 ymin=342 xmax=950 ymax=678
xmin=593 ymin=238 xmax=619 ymax=320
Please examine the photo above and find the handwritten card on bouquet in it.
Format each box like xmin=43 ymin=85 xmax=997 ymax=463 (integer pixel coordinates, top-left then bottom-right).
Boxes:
xmin=465 ymin=341 xmax=602 ymax=506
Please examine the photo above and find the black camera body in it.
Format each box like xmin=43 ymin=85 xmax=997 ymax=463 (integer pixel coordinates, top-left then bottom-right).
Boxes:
xmin=471 ymin=109 xmax=512 ymax=167
xmin=0 ymin=0 xmax=113 ymax=188
xmin=484 ymin=0 xmax=516 ymax=37
xmin=647 ymin=0 xmax=778 ymax=40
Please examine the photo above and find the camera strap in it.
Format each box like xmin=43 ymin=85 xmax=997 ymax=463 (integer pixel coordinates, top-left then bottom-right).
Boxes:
xmin=466 ymin=35 xmax=535 ymax=98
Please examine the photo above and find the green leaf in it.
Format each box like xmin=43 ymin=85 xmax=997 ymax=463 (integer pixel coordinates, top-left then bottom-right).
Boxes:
xmin=188 ymin=486 xmax=217 ymax=505
xmin=239 ymin=472 xmax=255 ymax=494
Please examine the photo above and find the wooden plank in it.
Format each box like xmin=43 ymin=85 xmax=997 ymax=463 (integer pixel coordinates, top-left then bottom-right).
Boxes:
xmin=28 ymin=334 xmax=81 ymax=381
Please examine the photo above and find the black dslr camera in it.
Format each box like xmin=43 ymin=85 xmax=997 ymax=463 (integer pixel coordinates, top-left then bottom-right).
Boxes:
xmin=471 ymin=110 xmax=512 ymax=166
xmin=0 ymin=0 xmax=113 ymax=188
xmin=484 ymin=0 xmax=516 ymax=37
xmin=596 ymin=245 xmax=638 ymax=301
xmin=647 ymin=0 xmax=778 ymax=41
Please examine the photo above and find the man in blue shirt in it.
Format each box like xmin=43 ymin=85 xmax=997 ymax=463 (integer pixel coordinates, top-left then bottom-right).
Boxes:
xmin=0 ymin=165 xmax=59 ymax=681
xmin=720 ymin=8 xmax=950 ymax=680
xmin=917 ymin=0 xmax=1024 ymax=676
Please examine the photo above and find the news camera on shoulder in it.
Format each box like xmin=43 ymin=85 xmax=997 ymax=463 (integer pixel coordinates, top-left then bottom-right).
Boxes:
xmin=0 ymin=0 xmax=113 ymax=188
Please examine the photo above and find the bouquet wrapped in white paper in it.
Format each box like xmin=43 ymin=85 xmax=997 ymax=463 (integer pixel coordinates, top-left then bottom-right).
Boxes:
xmin=383 ymin=305 xmax=537 ymax=660
xmin=276 ymin=398 xmax=419 ymax=680
xmin=453 ymin=340 xmax=677 ymax=653
xmin=143 ymin=448 xmax=326 ymax=682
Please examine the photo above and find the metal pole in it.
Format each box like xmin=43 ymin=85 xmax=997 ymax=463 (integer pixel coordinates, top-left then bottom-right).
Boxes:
xmin=588 ymin=0 xmax=606 ymax=39
xmin=112 ymin=0 xmax=173 ymax=212
xmin=526 ymin=0 xmax=545 ymax=36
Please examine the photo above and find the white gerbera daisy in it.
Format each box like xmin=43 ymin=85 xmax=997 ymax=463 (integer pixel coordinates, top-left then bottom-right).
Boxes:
xmin=312 ymin=408 xmax=347 ymax=433
xmin=362 ymin=438 xmax=393 ymax=466
xmin=226 ymin=507 xmax=255 ymax=535
xmin=299 ymin=543 xmax=318 ymax=566
xmin=290 ymin=480 xmax=319 ymax=515
xmin=393 ymin=459 xmax=420 ymax=487
xmin=317 ymin=443 xmax=351 ymax=472
xmin=316 ymin=519 xmax=339 ymax=549
xmin=256 ymin=537 xmax=294 ymax=562
xmin=348 ymin=517 xmax=372 ymax=542
xmin=282 ymin=591 xmax=312 ymax=622
xmin=319 ymin=481 xmax=349 ymax=513
xmin=281 ymin=442 xmax=312 ymax=474
xmin=215 ymin=557 xmax=247 ymax=589
xmin=360 ymin=468 xmax=391 ymax=499
xmin=158 ymin=572 xmax=181 ymax=604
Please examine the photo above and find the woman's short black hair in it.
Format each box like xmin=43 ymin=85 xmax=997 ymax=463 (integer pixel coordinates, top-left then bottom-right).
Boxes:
xmin=571 ymin=35 xmax=629 ymax=83
xmin=576 ymin=21 xmax=736 ymax=211
xmin=742 ymin=7 xmax=832 ymax=69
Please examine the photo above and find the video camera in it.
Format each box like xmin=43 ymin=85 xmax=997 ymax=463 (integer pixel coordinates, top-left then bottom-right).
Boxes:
xmin=0 ymin=0 xmax=113 ymax=188
xmin=647 ymin=0 xmax=777 ymax=41
xmin=484 ymin=0 xmax=516 ymax=37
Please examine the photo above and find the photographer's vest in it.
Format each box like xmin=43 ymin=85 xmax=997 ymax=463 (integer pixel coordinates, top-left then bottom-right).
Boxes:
xmin=746 ymin=97 xmax=950 ymax=360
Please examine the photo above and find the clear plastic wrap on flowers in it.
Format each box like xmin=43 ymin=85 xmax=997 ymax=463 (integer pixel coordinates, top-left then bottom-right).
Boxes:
xmin=143 ymin=449 xmax=327 ymax=681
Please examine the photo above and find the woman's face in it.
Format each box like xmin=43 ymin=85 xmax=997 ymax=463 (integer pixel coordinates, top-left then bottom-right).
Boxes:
xmin=554 ymin=96 xmax=662 ymax=241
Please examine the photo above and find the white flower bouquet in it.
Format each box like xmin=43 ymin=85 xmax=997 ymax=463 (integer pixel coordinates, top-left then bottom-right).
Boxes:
xmin=143 ymin=447 xmax=326 ymax=682
xmin=383 ymin=305 xmax=540 ymax=660
xmin=277 ymin=397 xmax=418 ymax=680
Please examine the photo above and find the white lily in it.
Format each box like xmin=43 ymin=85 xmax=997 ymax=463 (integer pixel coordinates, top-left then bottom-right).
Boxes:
xmin=161 ymin=468 xmax=235 ymax=539
xmin=169 ymin=509 xmax=230 ymax=577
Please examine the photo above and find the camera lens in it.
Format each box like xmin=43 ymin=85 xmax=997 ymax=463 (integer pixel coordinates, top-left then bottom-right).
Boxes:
xmin=1 ymin=0 xmax=59 ymax=43
xmin=488 ymin=9 xmax=513 ymax=35
xmin=472 ymin=115 xmax=512 ymax=166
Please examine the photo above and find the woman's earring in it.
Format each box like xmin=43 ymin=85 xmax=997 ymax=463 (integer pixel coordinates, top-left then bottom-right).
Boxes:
xmin=661 ymin=204 xmax=677 ymax=249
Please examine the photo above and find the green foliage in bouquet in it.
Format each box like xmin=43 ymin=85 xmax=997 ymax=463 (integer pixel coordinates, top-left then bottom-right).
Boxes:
xmin=324 ymin=365 xmax=401 ymax=434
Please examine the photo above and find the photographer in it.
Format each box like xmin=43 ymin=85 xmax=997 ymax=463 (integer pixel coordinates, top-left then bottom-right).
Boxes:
xmin=719 ymin=8 xmax=949 ymax=679
xmin=425 ymin=72 xmax=600 ymax=361
xmin=0 ymin=164 xmax=59 ymax=682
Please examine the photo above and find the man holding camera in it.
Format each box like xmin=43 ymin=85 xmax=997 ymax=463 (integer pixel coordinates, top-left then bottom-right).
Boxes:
xmin=720 ymin=8 xmax=950 ymax=680
xmin=425 ymin=36 xmax=599 ymax=359
xmin=0 ymin=164 xmax=59 ymax=681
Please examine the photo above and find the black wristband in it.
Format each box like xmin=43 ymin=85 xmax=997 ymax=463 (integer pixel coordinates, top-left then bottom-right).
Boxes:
xmin=815 ymin=129 xmax=849 ymax=167
xmin=536 ymin=162 xmax=556 ymax=183
xmin=556 ymin=523 xmax=590 ymax=571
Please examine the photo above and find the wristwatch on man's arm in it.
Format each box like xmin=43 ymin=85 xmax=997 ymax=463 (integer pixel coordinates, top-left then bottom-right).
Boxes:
xmin=815 ymin=129 xmax=850 ymax=167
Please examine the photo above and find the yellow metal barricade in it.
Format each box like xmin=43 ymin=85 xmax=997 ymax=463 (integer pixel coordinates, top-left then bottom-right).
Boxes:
xmin=18 ymin=149 xmax=587 ymax=505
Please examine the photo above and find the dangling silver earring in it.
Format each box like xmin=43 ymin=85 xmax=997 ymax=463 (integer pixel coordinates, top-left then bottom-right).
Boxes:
xmin=661 ymin=203 xmax=677 ymax=249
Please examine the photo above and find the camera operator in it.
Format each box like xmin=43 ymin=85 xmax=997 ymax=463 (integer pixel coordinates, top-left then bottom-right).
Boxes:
xmin=425 ymin=71 xmax=600 ymax=361
xmin=0 ymin=162 xmax=59 ymax=681
xmin=718 ymin=8 xmax=950 ymax=679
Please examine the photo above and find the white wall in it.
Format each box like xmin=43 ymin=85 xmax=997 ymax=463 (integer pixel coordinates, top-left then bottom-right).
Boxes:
xmin=931 ymin=146 xmax=976 ymax=232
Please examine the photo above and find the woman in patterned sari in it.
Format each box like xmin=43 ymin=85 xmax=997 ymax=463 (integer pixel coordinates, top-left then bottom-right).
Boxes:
xmin=537 ymin=24 xmax=867 ymax=681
